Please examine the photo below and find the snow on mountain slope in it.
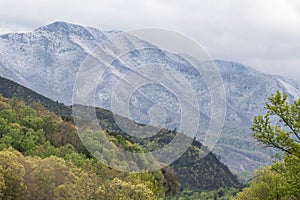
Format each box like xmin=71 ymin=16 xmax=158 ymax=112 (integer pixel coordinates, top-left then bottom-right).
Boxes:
xmin=277 ymin=79 xmax=300 ymax=100
xmin=1 ymin=22 xmax=300 ymax=174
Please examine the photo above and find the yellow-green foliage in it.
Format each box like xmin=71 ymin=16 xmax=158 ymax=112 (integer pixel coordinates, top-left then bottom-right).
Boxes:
xmin=0 ymin=147 xmax=162 ymax=200
xmin=99 ymin=178 xmax=157 ymax=200
xmin=232 ymin=167 xmax=288 ymax=200
xmin=0 ymin=97 xmax=166 ymax=199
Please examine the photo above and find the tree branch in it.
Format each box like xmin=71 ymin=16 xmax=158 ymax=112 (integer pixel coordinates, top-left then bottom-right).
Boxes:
xmin=278 ymin=111 xmax=300 ymax=142
xmin=266 ymin=139 xmax=299 ymax=158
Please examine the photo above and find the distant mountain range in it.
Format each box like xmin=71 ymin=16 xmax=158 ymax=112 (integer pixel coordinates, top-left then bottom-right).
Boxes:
xmin=1 ymin=21 xmax=300 ymax=174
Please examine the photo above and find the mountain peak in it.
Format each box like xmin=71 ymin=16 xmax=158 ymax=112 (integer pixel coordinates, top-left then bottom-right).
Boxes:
xmin=35 ymin=21 xmax=89 ymax=35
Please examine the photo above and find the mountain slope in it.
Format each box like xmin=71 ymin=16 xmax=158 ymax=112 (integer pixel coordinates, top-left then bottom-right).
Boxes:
xmin=0 ymin=75 xmax=240 ymax=190
xmin=1 ymin=22 xmax=300 ymax=174
xmin=0 ymin=74 xmax=71 ymax=115
xmin=213 ymin=60 xmax=300 ymax=173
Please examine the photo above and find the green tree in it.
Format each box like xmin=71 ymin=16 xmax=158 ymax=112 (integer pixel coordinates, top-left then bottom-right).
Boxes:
xmin=98 ymin=177 xmax=157 ymax=200
xmin=252 ymin=91 xmax=300 ymax=158
xmin=233 ymin=166 xmax=287 ymax=200
xmin=0 ymin=148 xmax=26 ymax=200
xmin=0 ymin=166 xmax=5 ymax=200
xmin=233 ymin=91 xmax=300 ymax=200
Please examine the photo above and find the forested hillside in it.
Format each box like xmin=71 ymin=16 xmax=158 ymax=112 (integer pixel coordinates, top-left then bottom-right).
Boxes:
xmin=0 ymin=76 xmax=241 ymax=199
xmin=0 ymin=77 xmax=70 ymax=115
xmin=0 ymin=95 xmax=174 ymax=199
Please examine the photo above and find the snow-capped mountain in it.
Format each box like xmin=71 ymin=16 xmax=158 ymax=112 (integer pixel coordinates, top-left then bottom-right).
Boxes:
xmin=1 ymin=21 xmax=300 ymax=173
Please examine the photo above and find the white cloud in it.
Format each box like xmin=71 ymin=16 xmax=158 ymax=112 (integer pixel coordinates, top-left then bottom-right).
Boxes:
xmin=0 ymin=0 xmax=299 ymax=79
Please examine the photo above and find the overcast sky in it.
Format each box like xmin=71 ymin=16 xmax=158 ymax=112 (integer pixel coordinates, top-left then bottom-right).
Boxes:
xmin=0 ymin=0 xmax=300 ymax=80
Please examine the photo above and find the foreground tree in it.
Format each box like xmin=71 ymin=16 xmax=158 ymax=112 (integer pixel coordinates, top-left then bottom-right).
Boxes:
xmin=252 ymin=91 xmax=300 ymax=158
xmin=233 ymin=91 xmax=300 ymax=200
